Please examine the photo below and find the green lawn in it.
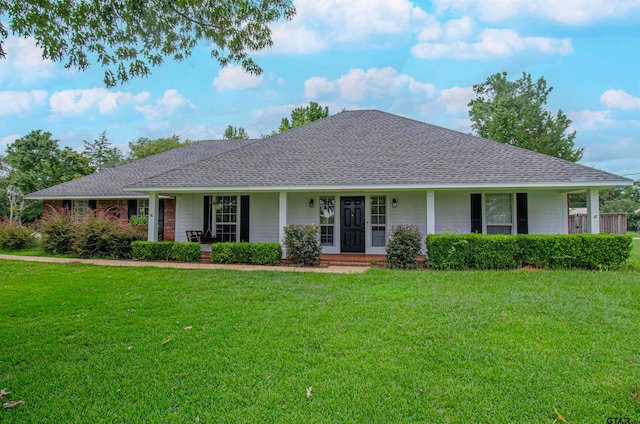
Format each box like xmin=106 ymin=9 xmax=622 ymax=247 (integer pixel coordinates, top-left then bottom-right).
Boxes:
xmin=1 ymin=261 xmax=639 ymax=423
xmin=629 ymin=239 xmax=640 ymax=269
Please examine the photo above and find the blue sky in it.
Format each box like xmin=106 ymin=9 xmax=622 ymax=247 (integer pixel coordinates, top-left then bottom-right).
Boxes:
xmin=1 ymin=0 xmax=639 ymax=177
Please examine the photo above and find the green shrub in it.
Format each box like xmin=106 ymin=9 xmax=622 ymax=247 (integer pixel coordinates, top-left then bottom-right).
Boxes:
xmin=210 ymin=242 xmax=282 ymax=265
xmin=129 ymin=215 xmax=148 ymax=228
xmin=132 ymin=241 xmax=173 ymax=261
xmin=466 ymin=235 xmax=521 ymax=270
xmin=251 ymin=243 xmax=282 ymax=265
xmin=572 ymin=234 xmax=632 ymax=269
xmin=386 ymin=225 xmax=423 ymax=270
xmin=132 ymin=241 xmax=201 ymax=262
xmin=427 ymin=234 xmax=632 ymax=270
xmin=171 ymin=242 xmax=201 ymax=262
xmin=0 ymin=220 xmax=35 ymax=250
xmin=210 ymin=243 xmax=235 ymax=264
xmin=232 ymin=242 xmax=254 ymax=263
xmin=283 ymin=224 xmax=322 ymax=266
xmin=74 ymin=210 xmax=146 ymax=259
xmin=518 ymin=235 xmax=581 ymax=269
xmin=39 ymin=207 xmax=75 ymax=255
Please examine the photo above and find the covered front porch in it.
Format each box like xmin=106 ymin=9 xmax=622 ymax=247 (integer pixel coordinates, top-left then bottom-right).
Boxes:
xmin=144 ymin=187 xmax=604 ymax=258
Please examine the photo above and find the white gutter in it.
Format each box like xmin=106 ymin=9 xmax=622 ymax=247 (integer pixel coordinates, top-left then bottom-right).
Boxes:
xmin=122 ymin=180 xmax=632 ymax=193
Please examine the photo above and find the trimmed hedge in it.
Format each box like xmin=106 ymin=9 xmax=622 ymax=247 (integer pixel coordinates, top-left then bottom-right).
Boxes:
xmin=210 ymin=242 xmax=281 ymax=265
xmin=132 ymin=241 xmax=201 ymax=262
xmin=427 ymin=234 xmax=632 ymax=270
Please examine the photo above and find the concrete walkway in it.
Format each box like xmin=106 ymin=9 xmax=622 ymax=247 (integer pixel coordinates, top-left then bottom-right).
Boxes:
xmin=0 ymin=254 xmax=368 ymax=274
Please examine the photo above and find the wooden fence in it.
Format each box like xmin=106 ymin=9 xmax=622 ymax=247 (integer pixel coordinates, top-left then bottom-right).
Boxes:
xmin=568 ymin=213 xmax=627 ymax=234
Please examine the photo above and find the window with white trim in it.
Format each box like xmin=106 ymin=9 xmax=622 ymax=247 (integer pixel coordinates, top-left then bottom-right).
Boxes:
xmin=319 ymin=196 xmax=335 ymax=246
xmin=137 ymin=199 xmax=149 ymax=217
xmin=486 ymin=193 xmax=513 ymax=234
xmin=370 ymin=196 xmax=386 ymax=247
xmin=72 ymin=199 xmax=89 ymax=217
xmin=215 ymin=195 xmax=237 ymax=242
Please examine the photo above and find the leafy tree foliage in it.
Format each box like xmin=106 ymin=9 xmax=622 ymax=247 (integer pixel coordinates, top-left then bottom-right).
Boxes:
xmin=278 ymin=102 xmax=329 ymax=133
xmin=83 ymin=131 xmax=124 ymax=172
xmin=127 ymin=135 xmax=189 ymax=161
xmin=468 ymin=72 xmax=583 ymax=162
xmin=0 ymin=0 xmax=295 ymax=87
xmin=600 ymin=180 xmax=640 ymax=232
xmin=223 ymin=125 xmax=250 ymax=140
xmin=4 ymin=130 xmax=93 ymax=221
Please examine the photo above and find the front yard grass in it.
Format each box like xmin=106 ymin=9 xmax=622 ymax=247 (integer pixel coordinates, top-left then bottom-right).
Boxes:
xmin=1 ymin=261 xmax=639 ymax=422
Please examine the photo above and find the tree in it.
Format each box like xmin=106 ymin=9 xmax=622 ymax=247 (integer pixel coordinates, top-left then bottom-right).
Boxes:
xmin=600 ymin=180 xmax=640 ymax=232
xmin=1 ymin=1 xmax=295 ymax=87
xmin=128 ymin=135 xmax=189 ymax=161
xmin=278 ymin=102 xmax=329 ymax=133
xmin=4 ymin=130 xmax=93 ymax=221
xmin=83 ymin=131 xmax=123 ymax=172
xmin=223 ymin=125 xmax=250 ymax=140
xmin=468 ymin=72 xmax=583 ymax=162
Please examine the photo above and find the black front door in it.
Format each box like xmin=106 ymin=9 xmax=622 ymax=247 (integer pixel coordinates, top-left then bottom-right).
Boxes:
xmin=341 ymin=197 xmax=365 ymax=253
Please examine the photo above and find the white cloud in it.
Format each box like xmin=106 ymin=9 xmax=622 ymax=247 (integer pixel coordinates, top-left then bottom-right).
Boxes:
xmin=430 ymin=86 xmax=475 ymax=113
xmin=213 ymin=65 xmax=264 ymax=91
xmin=0 ymin=37 xmax=56 ymax=85
xmin=50 ymin=88 xmax=150 ymax=115
xmin=269 ymin=0 xmax=429 ymax=53
xmin=134 ymin=89 xmax=194 ymax=120
xmin=568 ymin=109 xmax=613 ymax=131
xmin=412 ymin=28 xmax=572 ymax=59
xmin=1 ymin=134 xmax=20 ymax=149
xmin=304 ymin=67 xmax=437 ymax=102
xmin=269 ymin=25 xmax=326 ymax=54
xmin=433 ymin=0 xmax=640 ymax=24
xmin=600 ymin=89 xmax=640 ymax=110
xmin=0 ymin=90 xmax=48 ymax=115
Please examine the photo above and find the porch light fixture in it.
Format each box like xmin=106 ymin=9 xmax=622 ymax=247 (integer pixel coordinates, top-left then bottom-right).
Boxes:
xmin=309 ymin=198 xmax=314 ymax=208
xmin=392 ymin=198 xmax=398 ymax=208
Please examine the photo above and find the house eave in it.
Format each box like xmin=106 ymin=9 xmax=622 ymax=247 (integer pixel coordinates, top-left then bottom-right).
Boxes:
xmin=123 ymin=180 xmax=633 ymax=193
xmin=25 ymin=194 xmax=173 ymax=200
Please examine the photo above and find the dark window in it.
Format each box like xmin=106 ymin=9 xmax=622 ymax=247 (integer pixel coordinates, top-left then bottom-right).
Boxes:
xmin=516 ymin=193 xmax=529 ymax=234
xmin=470 ymin=194 xmax=482 ymax=233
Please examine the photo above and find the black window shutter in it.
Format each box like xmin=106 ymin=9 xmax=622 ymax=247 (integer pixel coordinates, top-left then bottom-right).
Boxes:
xmin=127 ymin=200 xmax=137 ymax=220
xmin=88 ymin=199 xmax=97 ymax=210
xmin=62 ymin=199 xmax=71 ymax=210
xmin=516 ymin=193 xmax=529 ymax=234
xmin=203 ymin=196 xmax=212 ymax=233
xmin=470 ymin=194 xmax=482 ymax=233
xmin=240 ymin=195 xmax=250 ymax=242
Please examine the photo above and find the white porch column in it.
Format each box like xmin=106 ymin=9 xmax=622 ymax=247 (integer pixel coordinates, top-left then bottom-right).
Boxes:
xmin=147 ymin=192 xmax=159 ymax=242
xmin=426 ymin=190 xmax=435 ymax=235
xmin=586 ymin=189 xmax=600 ymax=234
xmin=279 ymin=191 xmax=288 ymax=258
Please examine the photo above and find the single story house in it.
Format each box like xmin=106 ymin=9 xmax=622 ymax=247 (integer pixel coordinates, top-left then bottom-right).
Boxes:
xmin=27 ymin=110 xmax=632 ymax=257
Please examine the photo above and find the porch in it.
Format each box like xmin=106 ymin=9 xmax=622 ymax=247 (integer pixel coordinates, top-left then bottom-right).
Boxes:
xmin=199 ymin=252 xmax=426 ymax=267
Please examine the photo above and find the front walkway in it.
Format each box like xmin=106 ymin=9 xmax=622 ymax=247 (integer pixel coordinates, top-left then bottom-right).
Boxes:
xmin=0 ymin=254 xmax=367 ymax=274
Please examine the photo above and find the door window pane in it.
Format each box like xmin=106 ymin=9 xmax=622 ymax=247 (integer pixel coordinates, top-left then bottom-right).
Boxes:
xmin=370 ymin=196 xmax=386 ymax=247
xmin=319 ymin=196 xmax=335 ymax=246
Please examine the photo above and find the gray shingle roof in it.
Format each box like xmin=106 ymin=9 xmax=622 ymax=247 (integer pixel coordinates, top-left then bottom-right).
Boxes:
xmin=26 ymin=139 xmax=255 ymax=198
xmin=127 ymin=110 xmax=630 ymax=191
xmin=27 ymin=110 xmax=631 ymax=199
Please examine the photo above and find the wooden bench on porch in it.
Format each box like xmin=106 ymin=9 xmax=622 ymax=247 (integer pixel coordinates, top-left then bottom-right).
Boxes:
xmin=185 ymin=230 xmax=217 ymax=244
